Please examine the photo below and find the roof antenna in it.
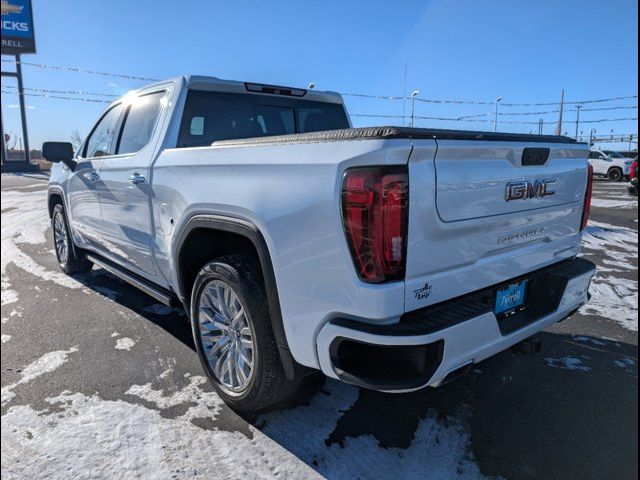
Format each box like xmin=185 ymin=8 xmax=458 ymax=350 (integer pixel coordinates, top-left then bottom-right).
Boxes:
xmin=308 ymin=82 xmax=316 ymax=89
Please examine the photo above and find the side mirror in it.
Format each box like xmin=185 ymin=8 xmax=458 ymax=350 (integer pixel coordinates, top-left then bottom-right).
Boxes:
xmin=42 ymin=142 xmax=77 ymax=170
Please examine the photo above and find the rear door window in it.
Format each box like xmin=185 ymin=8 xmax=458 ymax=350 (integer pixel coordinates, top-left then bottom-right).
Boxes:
xmin=177 ymin=91 xmax=349 ymax=148
xmin=117 ymin=91 xmax=165 ymax=155
xmin=84 ymin=104 xmax=123 ymax=158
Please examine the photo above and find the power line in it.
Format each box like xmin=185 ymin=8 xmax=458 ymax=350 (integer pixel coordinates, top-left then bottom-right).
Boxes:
xmin=2 ymin=84 xmax=117 ymax=98
xmin=1 ymin=88 xmax=637 ymax=126
xmin=350 ymin=112 xmax=638 ymax=125
xmin=3 ymin=59 xmax=636 ymax=108
xmin=344 ymin=91 xmax=638 ymax=107
xmin=0 ymin=59 xmax=159 ymax=81
xmin=1 ymin=84 xmax=635 ymax=117
xmin=2 ymin=88 xmax=636 ymax=125
xmin=0 ymin=89 xmax=111 ymax=104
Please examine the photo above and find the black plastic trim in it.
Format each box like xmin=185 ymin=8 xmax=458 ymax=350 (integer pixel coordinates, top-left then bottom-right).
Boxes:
xmin=212 ymin=126 xmax=581 ymax=148
xmin=174 ymin=214 xmax=305 ymax=379
xmin=328 ymin=337 xmax=444 ymax=391
xmin=333 ymin=257 xmax=595 ymax=337
xmin=522 ymin=147 xmax=550 ymax=166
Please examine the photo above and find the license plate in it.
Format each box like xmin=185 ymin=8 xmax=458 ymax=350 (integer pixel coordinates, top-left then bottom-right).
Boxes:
xmin=495 ymin=280 xmax=527 ymax=315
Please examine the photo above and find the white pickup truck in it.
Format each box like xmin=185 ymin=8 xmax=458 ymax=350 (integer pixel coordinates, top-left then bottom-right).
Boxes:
xmin=43 ymin=76 xmax=596 ymax=412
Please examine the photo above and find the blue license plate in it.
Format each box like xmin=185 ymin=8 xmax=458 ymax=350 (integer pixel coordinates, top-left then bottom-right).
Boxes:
xmin=495 ymin=280 xmax=528 ymax=314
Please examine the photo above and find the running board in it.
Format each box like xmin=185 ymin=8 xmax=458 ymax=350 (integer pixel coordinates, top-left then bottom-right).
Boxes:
xmin=85 ymin=253 xmax=177 ymax=307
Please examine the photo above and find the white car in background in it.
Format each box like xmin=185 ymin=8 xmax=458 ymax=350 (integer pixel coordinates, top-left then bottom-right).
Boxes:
xmin=588 ymin=149 xmax=634 ymax=181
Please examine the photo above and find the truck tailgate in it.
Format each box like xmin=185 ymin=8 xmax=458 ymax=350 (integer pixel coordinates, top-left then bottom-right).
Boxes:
xmin=405 ymin=139 xmax=590 ymax=313
xmin=434 ymin=143 xmax=586 ymax=221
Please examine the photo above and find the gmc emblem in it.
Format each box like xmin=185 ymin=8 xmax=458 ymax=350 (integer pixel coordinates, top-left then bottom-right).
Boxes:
xmin=505 ymin=180 xmax=556 ymax=201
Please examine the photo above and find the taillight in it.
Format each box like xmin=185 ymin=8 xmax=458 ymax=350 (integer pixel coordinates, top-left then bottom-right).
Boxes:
xmin=341 ymin=167 xmax=408 ymax=283
xmin=581 ymin=164 xmax=593 ymax=231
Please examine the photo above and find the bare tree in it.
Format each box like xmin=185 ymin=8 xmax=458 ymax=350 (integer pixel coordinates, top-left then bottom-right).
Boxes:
xmin=70 ymin=129 xmax=84 ymax=151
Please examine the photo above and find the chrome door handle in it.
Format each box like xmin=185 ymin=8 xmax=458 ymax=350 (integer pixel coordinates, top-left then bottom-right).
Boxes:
xmin=129 ymin=172 xmax=146 ymax=185
xmin=84 ymin=171 xmax=100 ymax=182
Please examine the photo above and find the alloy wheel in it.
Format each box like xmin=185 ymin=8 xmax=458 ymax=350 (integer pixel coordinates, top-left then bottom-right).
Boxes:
xmin=53 ymin=211 xmax=69 ymax=264
xmin=198 ymin=279 xmax=256 ymax=394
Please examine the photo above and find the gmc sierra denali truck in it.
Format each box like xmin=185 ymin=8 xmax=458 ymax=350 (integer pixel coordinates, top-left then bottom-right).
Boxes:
xmin=43 ymin=76 xmax=596 ymax=412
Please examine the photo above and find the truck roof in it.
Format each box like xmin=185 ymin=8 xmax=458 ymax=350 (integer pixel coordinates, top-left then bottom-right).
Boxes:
xmin=129 ymin=75 xmax=345 ymax=105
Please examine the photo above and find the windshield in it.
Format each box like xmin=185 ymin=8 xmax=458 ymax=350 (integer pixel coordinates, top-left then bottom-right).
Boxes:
xmin=177 ymin=91 xmax=349 ymax=148
xmin=604 ymin=151 xmax=626 ymax=158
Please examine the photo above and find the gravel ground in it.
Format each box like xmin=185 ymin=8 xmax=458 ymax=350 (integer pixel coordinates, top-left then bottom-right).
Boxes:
xmin=1 ymin=173 xmax=637 ymax=480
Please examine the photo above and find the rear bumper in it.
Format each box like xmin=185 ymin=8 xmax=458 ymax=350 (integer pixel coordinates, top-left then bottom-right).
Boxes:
xmin=316 ymin=258 xmax=596 ymax=392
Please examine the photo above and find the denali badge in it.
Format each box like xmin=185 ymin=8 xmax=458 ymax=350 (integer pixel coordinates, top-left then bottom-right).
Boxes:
xmin=505 ymin=180 xmax=556 ymax=201
xmin=414 ymin=282 xmax=432 ymax=300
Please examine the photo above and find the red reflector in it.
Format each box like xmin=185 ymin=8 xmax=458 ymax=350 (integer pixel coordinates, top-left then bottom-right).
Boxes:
xmin=341 ymin=167 xmax=408 ymax=283
xmin=581 ymin=164 xmax=593 ymax=231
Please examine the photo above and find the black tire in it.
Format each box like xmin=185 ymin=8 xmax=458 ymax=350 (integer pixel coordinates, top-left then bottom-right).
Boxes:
xmin=51 ymin=203 xmax=93 ymax=274
xmin=190 ymin=254 xmax=299 ymax=413
xmin=608 ymin=167 xmax=623 ymax=182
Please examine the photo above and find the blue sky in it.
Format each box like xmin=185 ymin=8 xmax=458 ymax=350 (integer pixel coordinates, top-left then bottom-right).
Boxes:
xmin=1 ymin=0 xmax=638 ymax=150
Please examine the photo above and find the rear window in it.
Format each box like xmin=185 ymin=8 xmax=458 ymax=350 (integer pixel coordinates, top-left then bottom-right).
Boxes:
xmin=177 ymin=91 xmax=349 ymax=148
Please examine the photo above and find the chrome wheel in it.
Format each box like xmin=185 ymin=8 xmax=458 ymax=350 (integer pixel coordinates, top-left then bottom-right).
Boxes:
xmin=198 ymin=279 xmax=256 ymax=394
xmin=53 ymin=211 xmax=69 ymax=264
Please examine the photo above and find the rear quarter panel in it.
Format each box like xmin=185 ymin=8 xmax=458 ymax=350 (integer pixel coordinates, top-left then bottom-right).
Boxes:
xmin=151 ymin=139 xmax=414 ymax=368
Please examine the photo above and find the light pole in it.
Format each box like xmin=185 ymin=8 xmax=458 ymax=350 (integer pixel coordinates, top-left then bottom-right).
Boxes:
xmin=410 ymin=90 xmax=419 ymax=127
xmin=494 ymin=97 xmax=503 ymax=132
xmin=574 ymin=105 xmax=582 ymax=139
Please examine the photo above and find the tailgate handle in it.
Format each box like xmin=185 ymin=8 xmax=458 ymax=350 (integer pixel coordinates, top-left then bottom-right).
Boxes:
xmin=522 ymin=148 xmax=550 ymax=166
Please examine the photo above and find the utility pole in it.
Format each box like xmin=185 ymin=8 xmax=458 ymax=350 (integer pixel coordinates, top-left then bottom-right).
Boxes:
xmin=589 ymin=129 xmax=596 ymax=147
xmin=629 ymin=134 xmax=634 ymax=152
xmin=15 ymin=56 xmax=31 ymax=164
xmin=0 ymin=106 xmax=8 ymax=165
xmin=574 ymin=105 xmax=582 ymax=139
xmin=410 ymin=90 xmax=419 ymax=127
xmin=402 ymin=63 xmax=407 ymax=127
xmin=494 ymin=97 xmax=502 ymax=132
xmin=555 ymin=89 xmax=565 ymax=136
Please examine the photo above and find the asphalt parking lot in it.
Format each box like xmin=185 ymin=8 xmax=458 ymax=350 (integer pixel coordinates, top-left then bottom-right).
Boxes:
xmin=1 ymin=173 xmax=637 ymax=480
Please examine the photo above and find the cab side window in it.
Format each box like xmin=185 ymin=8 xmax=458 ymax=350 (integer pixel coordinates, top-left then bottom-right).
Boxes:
xmin=117 ymin=91 xmax=165 ymax=155
xmin=84 ymin=104 xmax=123 ymax=158
xmin=589 ymin=151 xmax=603 ymax=159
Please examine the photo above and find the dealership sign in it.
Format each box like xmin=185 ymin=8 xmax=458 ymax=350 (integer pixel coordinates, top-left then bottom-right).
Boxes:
xmin=1 ymin=0 xmax=36 ymax=55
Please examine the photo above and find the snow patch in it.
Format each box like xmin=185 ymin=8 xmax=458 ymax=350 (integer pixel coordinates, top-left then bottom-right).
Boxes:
xmin=591 ymin=198 xmax=639 ymax=209
xmin=1 ymin=288 xmax=18 ymax=306
xmin=115 ymin=337 xmax=136 ymax=351
xmin=142 ymin=303 xmax=184 ymax=316
xmin=581 ymin=276 xmax=638 ymax=331
xmin=2 ymin=373 xmax=483 ymax=479
xmin=1 ymin=189 xmax=84 ymax=303
xmin=1 ymin=391 xmax=319 ymax=480
xmin=1 ymin=334 xmax=11 ymax=343
xmin=1 ymin=347 xmax=78 ymax=406
xmin=92 ymin=286 xmax=121 ymax=301
xmin=544 ymin=356 xmax=591 ymax=372
xmin=613 ymin=358 xmax=636 ymax=369
xmin=579 ymin=221 xmax=638 ymax=330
